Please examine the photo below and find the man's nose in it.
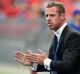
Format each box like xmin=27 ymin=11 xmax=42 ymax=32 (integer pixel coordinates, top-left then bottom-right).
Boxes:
xmin=46 ymin=16 xmax=51 ymax=21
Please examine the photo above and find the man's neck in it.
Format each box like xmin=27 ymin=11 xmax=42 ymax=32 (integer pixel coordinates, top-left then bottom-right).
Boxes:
xmin=54 ymin=22 xmax=67 ymax=41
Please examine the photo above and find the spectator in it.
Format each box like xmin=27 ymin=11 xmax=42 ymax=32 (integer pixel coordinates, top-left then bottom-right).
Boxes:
xmin=68 ymin=9 xmax=80 ymax=32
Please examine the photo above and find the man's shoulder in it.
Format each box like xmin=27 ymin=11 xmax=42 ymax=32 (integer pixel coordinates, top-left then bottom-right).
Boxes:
xmin=64 ymin=25 xmax=80 ymax=35
xmin=69 ymin=27 xmax=80 ymax=36
xmin=62 ymin=26 xmax=80 ymax=45
xmin=63 ymin=25 xmax=80 ymax=41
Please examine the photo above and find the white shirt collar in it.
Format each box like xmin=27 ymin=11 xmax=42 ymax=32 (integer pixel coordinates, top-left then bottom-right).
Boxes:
xmin=54 ymin=22 xmax=67 ymax=41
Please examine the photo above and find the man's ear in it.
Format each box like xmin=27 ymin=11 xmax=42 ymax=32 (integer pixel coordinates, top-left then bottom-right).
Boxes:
xmin=60 ymin=13 xmax=66 ymax=20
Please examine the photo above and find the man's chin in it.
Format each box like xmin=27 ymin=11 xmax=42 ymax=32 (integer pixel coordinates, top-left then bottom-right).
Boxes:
xmin=48 ymin=26 xmax=54 ymax=30
xmin=49 ymin=27 xmax=54 ymax=30
xmin=50 ymin=29 xmax=53 ymax=30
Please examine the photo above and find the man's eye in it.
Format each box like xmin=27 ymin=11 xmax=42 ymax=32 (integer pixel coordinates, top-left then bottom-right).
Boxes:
xmin=45 ymin=15 xmax=48 ymax=17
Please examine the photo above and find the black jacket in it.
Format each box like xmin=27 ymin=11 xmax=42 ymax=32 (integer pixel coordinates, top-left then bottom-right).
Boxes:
xmin=34 ymin=25 xmax=80 ymax=74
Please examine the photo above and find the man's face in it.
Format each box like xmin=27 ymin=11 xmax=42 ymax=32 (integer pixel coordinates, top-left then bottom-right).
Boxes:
xmin=45 ymin=6 xmax=64 ymax=31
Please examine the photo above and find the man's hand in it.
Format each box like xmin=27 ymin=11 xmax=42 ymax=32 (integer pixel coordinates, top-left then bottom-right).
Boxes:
xmin=26 ymin=49 xmax=48 ymax=65
xmin=14 ymin=51 xmax=32 ymax=66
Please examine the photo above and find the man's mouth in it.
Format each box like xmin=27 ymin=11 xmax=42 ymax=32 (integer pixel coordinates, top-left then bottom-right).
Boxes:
xmin=48 ymin=22 xmax=52 ymax=24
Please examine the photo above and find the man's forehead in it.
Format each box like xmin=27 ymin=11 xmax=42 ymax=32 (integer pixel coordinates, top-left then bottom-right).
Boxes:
xmin=45 ymin=6 xmax=58 ymax=14
xmin=45 ymin=6 xmax=58 ymax=12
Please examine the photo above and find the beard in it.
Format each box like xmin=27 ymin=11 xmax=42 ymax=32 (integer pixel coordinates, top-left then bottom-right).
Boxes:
xmin=48 ymin=25 xmax=59 ymax=31
xmin=48 ymin=25 xmax=55 ymax=30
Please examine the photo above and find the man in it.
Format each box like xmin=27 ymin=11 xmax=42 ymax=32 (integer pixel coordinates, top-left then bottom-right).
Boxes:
xmin=15 ymin=2 xmax=80 ymax=74
xmin=68 ymin=9 xmax=80 ymax=32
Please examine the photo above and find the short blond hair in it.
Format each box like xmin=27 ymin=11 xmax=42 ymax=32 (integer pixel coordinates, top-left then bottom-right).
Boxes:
xmin=46 ymin=2 xmax=65 ymax=15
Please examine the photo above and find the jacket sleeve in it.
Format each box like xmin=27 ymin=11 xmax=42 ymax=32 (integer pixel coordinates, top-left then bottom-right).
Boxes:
xmin=33 ymin=64 xmax=49 ymax=72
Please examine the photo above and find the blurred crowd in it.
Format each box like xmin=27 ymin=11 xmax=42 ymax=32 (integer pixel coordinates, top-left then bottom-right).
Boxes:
xmin=0 ymin=0 xmax=80 ymax=38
